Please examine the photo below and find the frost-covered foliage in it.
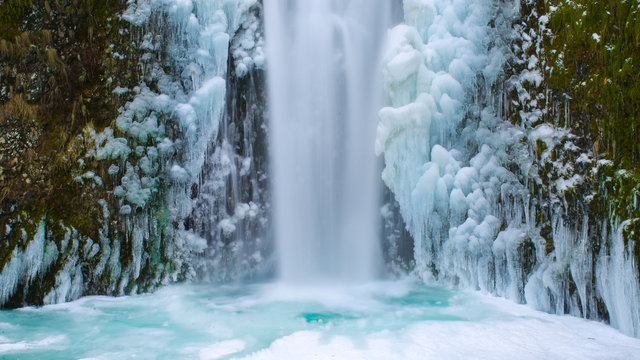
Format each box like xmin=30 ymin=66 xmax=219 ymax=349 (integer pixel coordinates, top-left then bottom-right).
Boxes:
xmin=378 ymin=0 xmax=640 ymax=337
xmin=515 ymin=0 xmax=640 ymax=337
xmin=89 ymin=0 xmax=269 ymax=282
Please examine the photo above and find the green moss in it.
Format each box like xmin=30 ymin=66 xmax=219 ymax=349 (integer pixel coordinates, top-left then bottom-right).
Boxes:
xmin=519 ymin=235 xmax=537 ymax=276
xmin=529 ymin=0 xmax=640 ymax=279
xmin=0 ymin=0 xmax=32 ymax=38
xmin=544 ymin=0 xmax=640 ymax=169
xmin=1 ymin=0 xmax=131 ymax=233
xmin=535 ymin=139 xmax=547 ymax=160
xmin=0 ymin=0 xmax=157 ymax=305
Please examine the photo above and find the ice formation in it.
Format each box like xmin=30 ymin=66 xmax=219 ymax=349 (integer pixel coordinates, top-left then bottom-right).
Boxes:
xmin=105 ymin=0 xmax=270 ymax=282
xmin=379 ymin=0 xmax=514 ymax=288
xmin=377 ymin=0 xmax=640 ymax=337
xmin=0 ymin=0 xmax=268 ymax=305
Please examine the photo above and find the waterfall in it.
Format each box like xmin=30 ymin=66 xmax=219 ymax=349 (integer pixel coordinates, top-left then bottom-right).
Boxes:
xmin=264 ymin=1 xmax=395 ymax=283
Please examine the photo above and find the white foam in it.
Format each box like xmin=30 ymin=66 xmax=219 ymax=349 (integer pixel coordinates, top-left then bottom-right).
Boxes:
xmin=199 ymin=339 xmax=246 ymax=359
xmin=238 ymin=292 xmax=640 ymax=360
xmin=0 ymin=335 xmax=66 ymax=354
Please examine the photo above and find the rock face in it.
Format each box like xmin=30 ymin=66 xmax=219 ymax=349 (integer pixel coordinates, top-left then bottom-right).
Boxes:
xmin=0 ymin=0 xmax=146 ymax=306
xmin=505 ymin=0 xmax=640 ymax=337
xmin=0 ymin=0 xmax=269 ymax=307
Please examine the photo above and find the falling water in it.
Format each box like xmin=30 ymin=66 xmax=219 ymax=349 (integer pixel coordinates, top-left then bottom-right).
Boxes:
xmin=264 ymin=1 xmax=395 ymax=283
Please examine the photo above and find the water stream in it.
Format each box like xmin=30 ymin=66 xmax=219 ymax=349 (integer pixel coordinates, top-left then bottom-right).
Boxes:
xmin=264 ymin=0 xmax=395 ymax=283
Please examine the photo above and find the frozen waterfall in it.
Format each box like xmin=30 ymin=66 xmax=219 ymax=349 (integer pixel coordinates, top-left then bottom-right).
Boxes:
xmin=376 ymin=0 xmax=640 ymax=338
xmin=264 ymin=1 xmax=395 ymax=283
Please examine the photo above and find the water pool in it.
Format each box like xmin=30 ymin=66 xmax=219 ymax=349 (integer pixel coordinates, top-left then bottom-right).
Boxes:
xmin=1 ymin=281 xmax=639 ymax=359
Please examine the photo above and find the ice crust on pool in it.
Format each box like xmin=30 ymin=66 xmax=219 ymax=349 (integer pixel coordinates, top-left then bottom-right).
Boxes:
xmin=377 ymin=0 xmax=640 ymax=337
xmin=1 ymin=283 xmax=639 ymax=359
